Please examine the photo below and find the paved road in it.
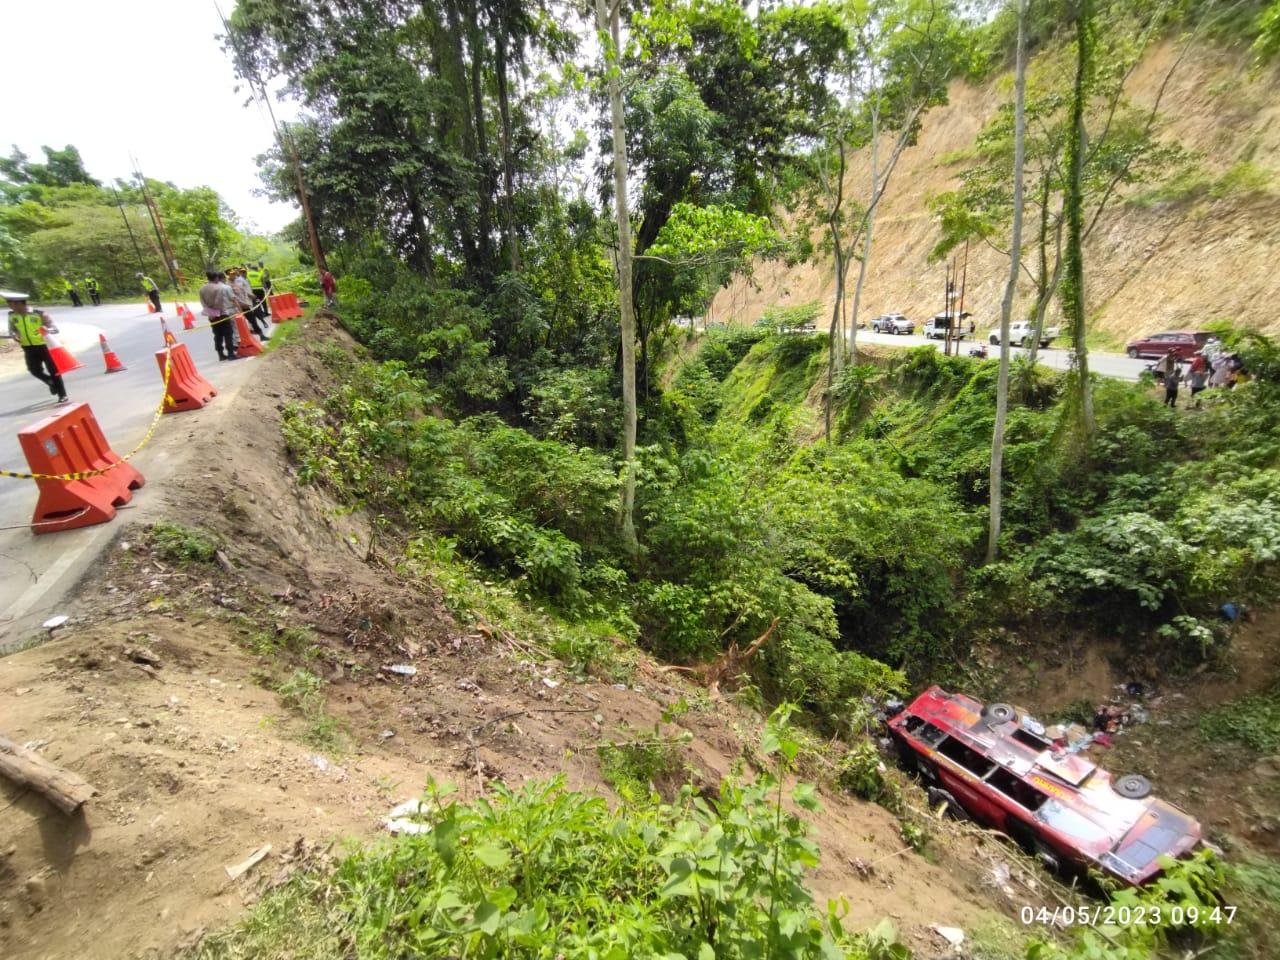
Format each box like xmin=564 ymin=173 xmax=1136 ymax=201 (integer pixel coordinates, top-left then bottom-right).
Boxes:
xmin=0 ymin=299 xmax=268 ymax=641
xmin=853 ymin=329 xmax=1149 ymax=381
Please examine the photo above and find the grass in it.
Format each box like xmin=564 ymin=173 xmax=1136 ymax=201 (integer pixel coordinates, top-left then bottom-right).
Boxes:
xmin=1200 ymin=684 xmax=1280 ymax=751
xmin=262 ymin=317 xmax=303 ymax=354
xmin=184 ymin=873 xmax=340 ymax=960
xmin=151 ymin=521 xmax=219 ymax=564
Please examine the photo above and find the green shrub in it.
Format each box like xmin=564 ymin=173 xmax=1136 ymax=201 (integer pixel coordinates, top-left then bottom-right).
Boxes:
xmin=1200 ymin=686 xmax=1280 ymax=751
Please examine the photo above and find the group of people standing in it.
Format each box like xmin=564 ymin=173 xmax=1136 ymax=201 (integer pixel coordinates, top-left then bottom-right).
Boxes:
xmin=1153 ymin=337 xmax=1248 ymax=408
xmin=198 ymin=264 xmax=273 ymax=362
xmin=60 ymin=275 xmax=101 ymax=307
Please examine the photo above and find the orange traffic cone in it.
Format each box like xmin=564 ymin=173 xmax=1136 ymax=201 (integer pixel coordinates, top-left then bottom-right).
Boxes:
xmin=182 ymin=307 xmax=196 ymax=330
xmin=100 ymin=333 xmax=127 ymax=373
xmin=147 ymin=300 xmax=157 ymax=314
xmin=41 ymin=327 xmax=85 ymax=375
xmin=160 ymin=317 xmax=177 ymax=346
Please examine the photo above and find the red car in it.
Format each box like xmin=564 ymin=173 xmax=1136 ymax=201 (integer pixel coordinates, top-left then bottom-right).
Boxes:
xmin=1124 ymin=330 xmax=1211 ymax=360
xmin=886 ymin=686 xmax=1201 ymax=885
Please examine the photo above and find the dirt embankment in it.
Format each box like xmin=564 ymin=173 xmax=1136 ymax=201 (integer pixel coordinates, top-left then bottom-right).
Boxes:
xmin=710 ymin=40 xmax=1280 ymax=343
xmin=0 ymin=317 xmax=1041 ymax=959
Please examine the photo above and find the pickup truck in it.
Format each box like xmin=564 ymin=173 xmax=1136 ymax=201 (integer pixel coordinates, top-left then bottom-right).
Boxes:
xmin=870 ymin=313 xmax=914 ymax=335
xmin=988 ymin=321 xmax=1060 ymax=349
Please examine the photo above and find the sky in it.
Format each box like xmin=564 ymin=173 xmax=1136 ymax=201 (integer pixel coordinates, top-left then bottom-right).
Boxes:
xmin=3 ymin=0 xmax=298 ymax=233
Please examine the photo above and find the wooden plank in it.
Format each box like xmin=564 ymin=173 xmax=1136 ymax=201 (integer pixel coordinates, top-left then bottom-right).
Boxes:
xmin=0 ymin=735 xmax=95 ymax=815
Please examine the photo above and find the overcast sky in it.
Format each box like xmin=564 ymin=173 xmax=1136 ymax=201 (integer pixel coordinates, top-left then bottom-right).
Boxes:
xmin=4 ymin=0 xmax=298 ymax=233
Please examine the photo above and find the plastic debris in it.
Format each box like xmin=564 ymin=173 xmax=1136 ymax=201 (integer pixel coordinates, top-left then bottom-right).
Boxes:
xmin=42 ymin=615 xmax=69 ymax=631
xmin=384 ymin=798 xmax=435 ymax=835
xmin=225 ymin=843 xmax=272 ymax=881
xmin=382 ymin=664 xmax=417 ymax=676
xmin=931 ymin=925 xmax=965 ymax=947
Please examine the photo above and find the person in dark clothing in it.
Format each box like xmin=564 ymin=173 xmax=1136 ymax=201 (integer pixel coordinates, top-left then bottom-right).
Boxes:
xmin=199 ymin=271 xmax=239 ymax=361
xmin=1163 ymin=361 xmax=1182 ymax=408
xmin=63 ymin=277 xmax=82 ymax=307
xmin=4 ymin=291 xmax=68 ymax=403
xmin=138 ymin=273 xmax=163 ymax=314
xmin=84 ymin=276 xmax=101 ymax=305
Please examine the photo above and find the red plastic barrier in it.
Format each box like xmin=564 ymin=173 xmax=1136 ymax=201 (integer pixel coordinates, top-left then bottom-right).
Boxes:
xmin=268 ymin=293 xmax=287 ymax=323
xmin=269 ymin=291 xmax=303 ymax=322
xmin=17 ymin=403 xmax=145 ymax=534
xmin=156 ymin=343 xmax=217 ymax=413
xmin=235 ymin=314 xmax=264 ymax=357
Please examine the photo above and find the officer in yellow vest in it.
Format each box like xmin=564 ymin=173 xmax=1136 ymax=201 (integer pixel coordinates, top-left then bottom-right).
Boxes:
xmin=137 ymin=272 xmax=162 ymax=314
xmin=84 ymin=275 xmax=101 ymax=306
xmin=63 ymin=276 xmax=82 ymax=307
xmin=3 ymin=290 xmax=68 ymax=404
xmin=244 ymin=263 xmax=269 ymax=326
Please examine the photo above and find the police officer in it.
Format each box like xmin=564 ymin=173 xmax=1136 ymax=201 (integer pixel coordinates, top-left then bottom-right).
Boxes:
xmin=84 ymin=275 xmax=101 ymax=306
xmin=3 ymin=290 xmax=68 ymax=404
xmin=245 ymin=261 xmax=269 ymax=325
xmin=63 ymin=277 xmax=82 ymax=307
xmin=137 ymin=272 xmax=162 ymax=314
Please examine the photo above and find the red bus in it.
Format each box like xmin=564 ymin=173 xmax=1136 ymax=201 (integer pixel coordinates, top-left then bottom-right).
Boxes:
xmin=886 ymin=686 xmax=1201 ymax=885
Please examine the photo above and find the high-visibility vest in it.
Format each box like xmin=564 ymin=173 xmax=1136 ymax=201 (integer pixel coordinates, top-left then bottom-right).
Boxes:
xmin=246 ymin=268 xmax=264 ymax=288
xmin=9 ymin=311 xmax=46 ymax=347
xmin=140 ymin=276 xmax=158 ymax=293
xmin=84 ymin=277 xmax=99 ymax=291
xmin=63 ymin=279 xmax=75 ymax=292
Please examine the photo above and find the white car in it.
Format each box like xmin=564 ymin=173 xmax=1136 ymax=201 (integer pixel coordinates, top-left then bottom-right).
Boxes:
xmin=989 ymin=320 xmax=1060 ymax=349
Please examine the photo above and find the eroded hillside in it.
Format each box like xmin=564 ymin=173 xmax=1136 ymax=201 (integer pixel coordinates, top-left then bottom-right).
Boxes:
xmin=710 ymin=40 xmax=1280 ymax=343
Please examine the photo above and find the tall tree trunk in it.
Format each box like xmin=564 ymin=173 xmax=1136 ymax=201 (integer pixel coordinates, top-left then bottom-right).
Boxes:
xmin=846 ymin=100 xmax=880 ymax=364
xmin=494 ymin=28 xmax=521 ymax=273
xmin=825 ymin=139 xmax=847 ymax=443
xmin=1026 ymin=173 xmax=1053 ymax=365
xmin=989 ymin=0 xmax=1030 ymax=563
xmin=465 ymin=0 xmax=495 ymax=276
xmin=596 ymin=0 xmax=638 ymax=552
xmin=1064 ymin=0 xmax=1096 ymax=440
xmin=439 ymin=0 xmax=481 ymax=275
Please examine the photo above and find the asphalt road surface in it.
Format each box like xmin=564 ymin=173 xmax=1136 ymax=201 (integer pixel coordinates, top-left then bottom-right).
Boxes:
xmin=855 ymin=328 xmax=1150 ymax=381
xmin=0 ymin=299 xmax=267 ymax=643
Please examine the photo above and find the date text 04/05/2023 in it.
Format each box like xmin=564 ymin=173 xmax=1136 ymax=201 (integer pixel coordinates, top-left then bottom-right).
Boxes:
xmin=1019 ymin=904 xmax=1238 ymax=928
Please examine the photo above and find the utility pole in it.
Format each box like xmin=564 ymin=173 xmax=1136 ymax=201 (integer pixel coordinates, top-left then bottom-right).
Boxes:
xmin=110 ymin=182 xmax=147 ymax=275
xmin=131 ymin=158 xmax=181 ymax=290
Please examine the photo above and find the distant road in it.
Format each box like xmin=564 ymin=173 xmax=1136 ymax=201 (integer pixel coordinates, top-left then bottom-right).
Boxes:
xmin=853 ymin=329 xmax=1149 ymax=381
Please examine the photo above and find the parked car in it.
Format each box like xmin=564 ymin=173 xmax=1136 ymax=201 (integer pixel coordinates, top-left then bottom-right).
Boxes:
xmin=1125 ymin=330 xmax=1212 ymax=360
xmin=871 ymin=313 xmax=914 ymax=335
xmin=886 ymin=685 xmax=1201 ymax=885
xmin=922 ymin=312 xmax=970 ymax=340
xmin=988 ymin=320 xmax=1060 ymax=349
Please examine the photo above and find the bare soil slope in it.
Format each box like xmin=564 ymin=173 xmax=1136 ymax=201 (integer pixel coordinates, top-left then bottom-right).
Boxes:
xmin=0 ymin=318 xmax=1042 ymax=959
xmin=710 ymin=41 xmax=1280 ymax=342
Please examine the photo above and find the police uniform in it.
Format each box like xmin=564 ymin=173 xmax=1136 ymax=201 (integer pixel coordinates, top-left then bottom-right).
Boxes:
xmin=63 ymin=278 xmax=82 ymax=307
xmin=138 ymin=274 xmax=162 ymax=313
xmin=4 ymin=291 xmax=68 ymax=403
xmin=84 ymin=276 xmax=101 ymax=306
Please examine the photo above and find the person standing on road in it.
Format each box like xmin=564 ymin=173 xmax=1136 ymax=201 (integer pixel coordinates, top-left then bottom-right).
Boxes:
xmin=83 ymin=275 xmax=101 ymax=306
xmin=1163 ymin=360 xmax=1182 ymax=408
xmin=199 ymin=271 xmax=239 ymax=361
xmin=321 ymin=268 xmax=336 ymax=308
xmin=3 ymin=290 xmax=69 ymax=404
xmin=229 ymin=267 xmax=268 ymax=341
xmin=63 ymin=277 xmax=82 ymax=307
xmin=137 ymin=272 xmax=162 ymax=314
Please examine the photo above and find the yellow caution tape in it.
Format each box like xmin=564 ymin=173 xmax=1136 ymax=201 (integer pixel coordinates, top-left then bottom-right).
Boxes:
xmin=0 ymin=345 xmax=175 ymax=481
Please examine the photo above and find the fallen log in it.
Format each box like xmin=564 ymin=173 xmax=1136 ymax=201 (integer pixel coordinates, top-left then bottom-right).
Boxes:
xmin=0 ymin=736 xmax=95 ymax=814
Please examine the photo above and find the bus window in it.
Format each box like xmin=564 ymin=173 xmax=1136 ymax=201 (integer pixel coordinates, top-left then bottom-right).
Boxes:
xmin=938 ymin=735 xmax=996 ymax=778
xmin=1012 ymin=728 xmax=1051 ymax=751
xmin=987 ymin=767 xmax=1049 ymax=811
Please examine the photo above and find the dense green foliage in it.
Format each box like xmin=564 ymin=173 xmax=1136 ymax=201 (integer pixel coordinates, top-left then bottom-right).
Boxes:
xmin=190 ymin=710 xmax=916 ymax=960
